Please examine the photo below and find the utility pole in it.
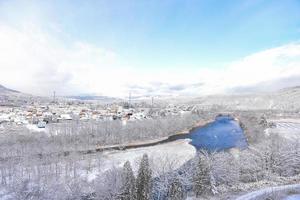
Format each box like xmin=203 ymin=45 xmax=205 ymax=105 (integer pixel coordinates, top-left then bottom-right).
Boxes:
xmin=151 ymin=96 xmax=154 ymax=109
xmin=128 ymin=92 xmax=132 ymax=108
xmin=53 ymin=91 xmax=56 ymax=103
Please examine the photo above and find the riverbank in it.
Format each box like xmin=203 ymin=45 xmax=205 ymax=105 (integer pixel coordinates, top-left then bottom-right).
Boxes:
xmin=91 ymin=114 xmax=247 ymax=153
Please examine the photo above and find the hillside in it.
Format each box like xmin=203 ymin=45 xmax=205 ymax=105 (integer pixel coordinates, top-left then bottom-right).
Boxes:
xmin=0 ymin=84 xmax=20 ymax=93
xmin=0 ymin=84 xmax=48 ymax=106
xmin=1 ymin=83 xmax=300 ymax=110
xmin=192 ymin=86 xmax=300 ymax=111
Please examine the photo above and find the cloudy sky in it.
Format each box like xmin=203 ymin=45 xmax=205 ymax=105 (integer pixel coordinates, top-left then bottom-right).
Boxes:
xmin=0 ymin=0 xmax=300 ymax=97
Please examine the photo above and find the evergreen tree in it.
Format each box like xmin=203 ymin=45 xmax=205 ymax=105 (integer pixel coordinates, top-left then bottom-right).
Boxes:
xmin=136 ymin=154 xmax=152 ymax=200
xmin=119 ymin=161 xmax=136 ymax=200
xmin=167 ymin=178 xmax=184 ymax=200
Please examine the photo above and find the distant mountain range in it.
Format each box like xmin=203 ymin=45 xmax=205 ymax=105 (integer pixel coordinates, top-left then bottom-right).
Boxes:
xmin=66 ymin=95 xmax=123 ymax=102
xmin=1 ymin=84 xmax=300 ymax=110
xmin=67 ymin=86 xmax=300 ymax=110
xmin=0 ymin=85 xmax=124 ymax=105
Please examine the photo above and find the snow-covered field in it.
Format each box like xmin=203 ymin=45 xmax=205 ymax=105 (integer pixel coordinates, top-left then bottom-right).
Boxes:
xmin=266 ymin=119 xmax=300 ymax=140
xmin=79 ymin=138 xmax=196 ymax=181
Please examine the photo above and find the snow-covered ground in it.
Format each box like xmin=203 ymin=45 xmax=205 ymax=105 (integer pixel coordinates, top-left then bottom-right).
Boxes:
xmin=266 ymin=119 xmax=300 ymax=140
xmin=235 ymin=184 xmax=300 ymax=200
xmin=79 ymin=139 xmax=196 ymax=181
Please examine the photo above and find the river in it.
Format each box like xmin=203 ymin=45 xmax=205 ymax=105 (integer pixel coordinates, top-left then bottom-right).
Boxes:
xmin=188 ymin=115 xmax=248 ymax=151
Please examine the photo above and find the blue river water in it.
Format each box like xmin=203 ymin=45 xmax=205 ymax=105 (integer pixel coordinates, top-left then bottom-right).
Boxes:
xmin=188 ymin=115 xmax=248 ymax=151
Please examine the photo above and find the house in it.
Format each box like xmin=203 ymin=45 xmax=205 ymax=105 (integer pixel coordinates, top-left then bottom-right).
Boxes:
xmin=0 ymin=114 xmax=10 ymax=124
xmin=59 ymin=114 xmax=72 ymax=120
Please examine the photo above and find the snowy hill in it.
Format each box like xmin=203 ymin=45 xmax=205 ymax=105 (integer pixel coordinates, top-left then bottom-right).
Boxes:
xmin=0 ymin=84 xmax=20 ymax=94
xmin=192 ymin=86 xmax=300 ymax=111
xmin=0 ymin=84 xmax=48 ymax=106
xmin=1 ymin=83 xmax=300 ymax=110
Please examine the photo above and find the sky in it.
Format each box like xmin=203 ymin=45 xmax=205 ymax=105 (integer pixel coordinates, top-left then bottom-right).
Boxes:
xmin=0 ymin=0 xmax=300 ymax=97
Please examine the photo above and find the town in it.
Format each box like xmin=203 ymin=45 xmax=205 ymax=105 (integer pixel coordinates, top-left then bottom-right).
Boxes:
xmin=0 ymin=95 xmax=194 ymax=129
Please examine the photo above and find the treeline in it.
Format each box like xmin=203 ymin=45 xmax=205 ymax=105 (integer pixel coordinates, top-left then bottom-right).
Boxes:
xmin=0 ymin=113 xmax=201 ymax=162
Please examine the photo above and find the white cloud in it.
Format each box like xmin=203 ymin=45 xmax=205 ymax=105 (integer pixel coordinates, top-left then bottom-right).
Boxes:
xmin=1 ymin=21 xmax=300 ymax=97
xmin=219 ymin=43 xmax=300 ymax=91
xmin=0 ymin=22 xmax=124 ymax=96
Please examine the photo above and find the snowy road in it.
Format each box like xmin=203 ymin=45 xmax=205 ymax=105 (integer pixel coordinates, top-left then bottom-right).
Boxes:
xmin=284 ymin=195 xmax=300 ymax=200
xmin=235 ymin=184 xmax=300 ymax=200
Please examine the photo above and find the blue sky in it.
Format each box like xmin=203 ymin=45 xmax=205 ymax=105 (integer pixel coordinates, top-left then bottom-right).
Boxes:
xmin=1 ymin=0 xmax=300 ymax=96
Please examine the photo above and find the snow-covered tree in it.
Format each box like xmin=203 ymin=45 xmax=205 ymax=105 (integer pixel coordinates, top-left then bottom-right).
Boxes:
xmin=211 ymin=151 xmax=240 ymax=186
xmin=136 ymin=154 xmax=152 ymax=200
xmin=119 ymin=161 xmax=136 ymax=200
xmin=167 ymin=178 xmax=185 ymax=200
xmin=94 ymin=167 xmax=123 ymax=200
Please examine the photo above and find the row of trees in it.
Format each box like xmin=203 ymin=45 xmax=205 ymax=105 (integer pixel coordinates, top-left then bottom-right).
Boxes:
xmin=0 ymin=112 xmax=201 ymax=163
